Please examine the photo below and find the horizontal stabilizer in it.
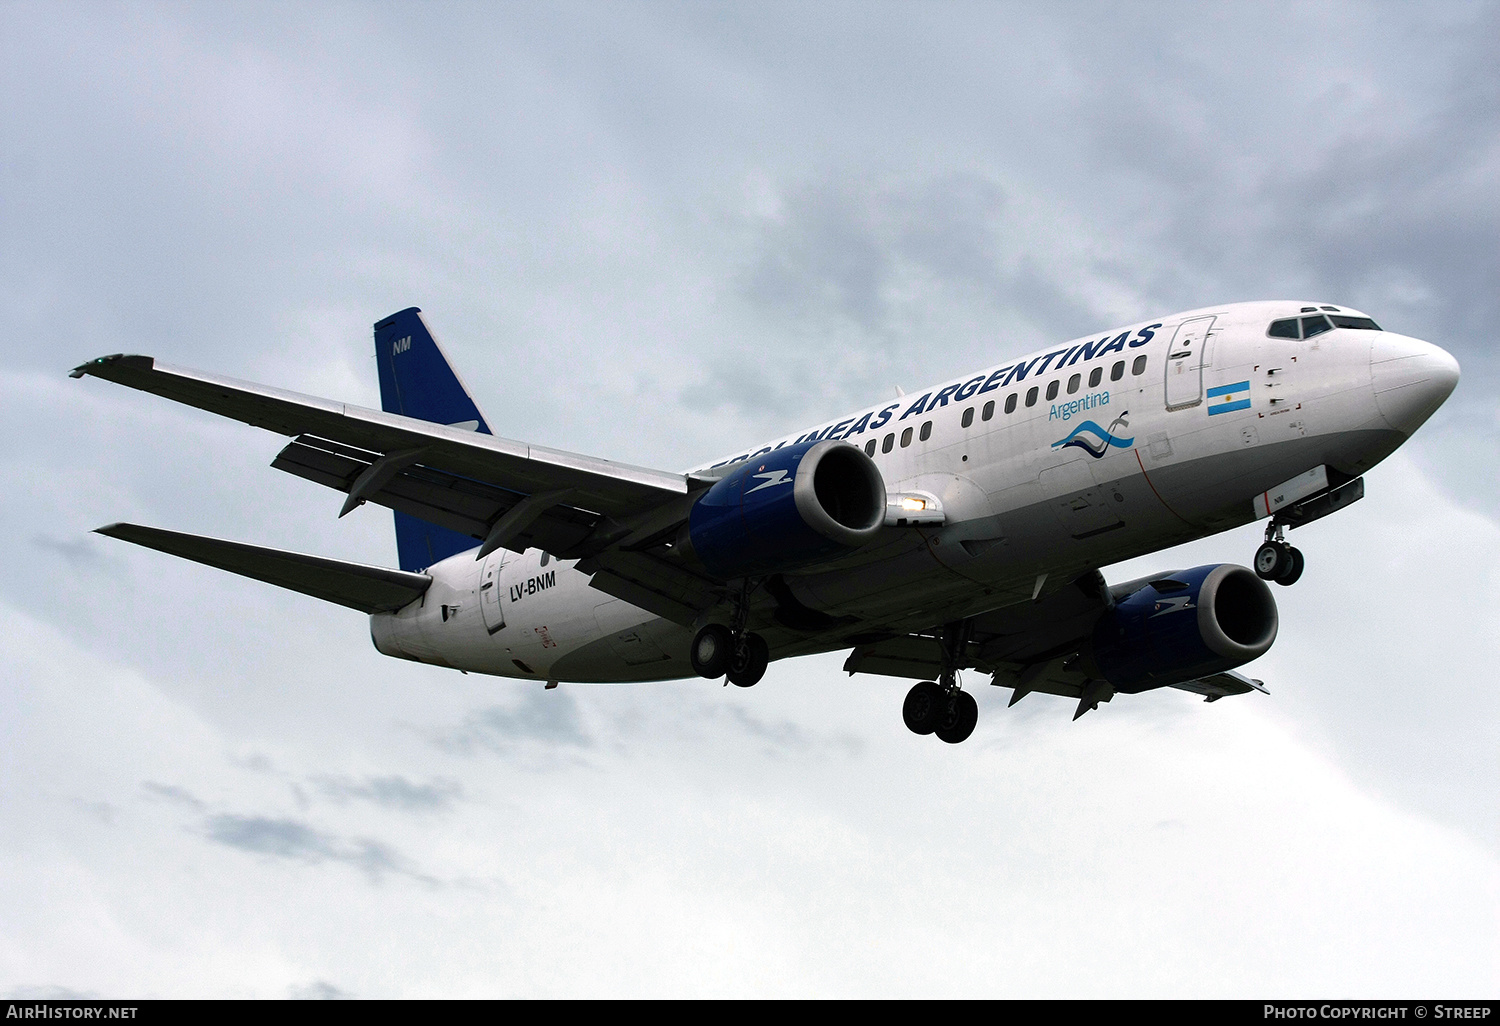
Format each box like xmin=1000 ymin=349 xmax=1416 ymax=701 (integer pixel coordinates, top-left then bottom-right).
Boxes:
xmin=95 ymin=523 xmax=431 ymax=614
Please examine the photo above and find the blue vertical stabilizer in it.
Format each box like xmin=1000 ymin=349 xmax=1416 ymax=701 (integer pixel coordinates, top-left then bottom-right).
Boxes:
xmin=373 ymin=308 xmax=493 ymax=571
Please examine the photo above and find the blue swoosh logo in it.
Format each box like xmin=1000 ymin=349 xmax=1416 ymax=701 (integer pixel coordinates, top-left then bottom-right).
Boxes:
xmin=1051 ymin=419 xmax=1135 ymax=459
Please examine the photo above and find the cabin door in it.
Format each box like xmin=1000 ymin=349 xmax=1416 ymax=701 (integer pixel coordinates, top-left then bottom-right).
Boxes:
xmin=1164 ymin=316 xmax=1216 ymax=411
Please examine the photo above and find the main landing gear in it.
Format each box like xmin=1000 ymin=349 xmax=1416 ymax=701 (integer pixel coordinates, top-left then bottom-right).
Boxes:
xmin=690 ymin=623 xmax=770 ymax=686
xmin=1254 ymin=520 xmax=1304 ymax=586
xmin=901 ymin=620 xmax=978 ymax=744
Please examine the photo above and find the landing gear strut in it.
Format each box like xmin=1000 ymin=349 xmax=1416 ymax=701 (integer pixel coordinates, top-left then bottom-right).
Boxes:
xmin=1255 ymin=520 xmax=1304 ymax=586
xmin=691 ymin=581 xmax=770 ymax=687
xmin=902 ymin=620 xmax=979 ymax=743
xmin=690 ymin=623 xmax=769 ymax=686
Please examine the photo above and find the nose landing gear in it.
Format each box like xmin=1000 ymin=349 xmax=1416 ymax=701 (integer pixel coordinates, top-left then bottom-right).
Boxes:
xmin=902 ymin=620 xmax=979 ymax=743
xmin=1254 ymin=520 xmax=1304 ymax=586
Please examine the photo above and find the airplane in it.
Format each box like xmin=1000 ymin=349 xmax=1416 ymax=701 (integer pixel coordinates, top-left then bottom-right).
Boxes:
xmin=71 ymin=300 xmax=1459 ymax=742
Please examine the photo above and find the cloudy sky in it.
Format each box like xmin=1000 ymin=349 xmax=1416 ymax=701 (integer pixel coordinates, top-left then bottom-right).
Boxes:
xmin=3 ymin=0 xmax=1497 ymax=998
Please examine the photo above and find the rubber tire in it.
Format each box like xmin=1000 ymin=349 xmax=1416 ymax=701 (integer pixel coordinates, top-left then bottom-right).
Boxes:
xmin=935 ymin=691 xmax=979 ymax=744
xmin=690 ymin=624 xmax=733 ymax=679
xmin=1255 ymin=541 xmax=1293 ymax=580
xmin=726 ymin=632 xmax=769 ymax=688
xmin=1275 ymin=546 xmax=1305 ymax=586
xmin=902 ymin=681 xmax=944 ymax=735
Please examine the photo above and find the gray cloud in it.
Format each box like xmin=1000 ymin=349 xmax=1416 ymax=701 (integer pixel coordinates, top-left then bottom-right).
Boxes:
xmin=2 ymin=986 xmax=101 ymax=1000
xmin=68 ymin=798 xmax=116 ymax=826
xmin=719 ymin=705 xmax=863 ymax=759
xmin=204 ymin=814 xmax=421 ymax=882
xmin=289 ymin=980 xmax=353 ymax=1000
xmin=439 ymin=688 xmax=594 ymax=756
xmin=142 ymin=781 xmax=206 ymax=810
xmin=31 ymin=534 xmax=117 ymax=573
xmin=312 ymin=775 xmax=462 ymax=812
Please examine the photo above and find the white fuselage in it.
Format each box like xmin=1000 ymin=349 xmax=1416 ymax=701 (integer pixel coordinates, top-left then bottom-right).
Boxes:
xmin=369 ymin=300 xmax=1456 ymax=683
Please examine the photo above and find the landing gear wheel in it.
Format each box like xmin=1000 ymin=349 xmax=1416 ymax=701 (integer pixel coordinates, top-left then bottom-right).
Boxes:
xmin=1255 ymin=541 xmax=1294 ymax=581
xmin=902 ymin=681 xmax=944 ymax=735
xmin=934 ymin=690 xmax=979 ymax=744
xmin=1275 ymin=546 xmax=1305 ymax=586
xmin=726 ymin=632 xmax=769 ymax=688
xmin=690 ymin=624 xmax=732 ymax=679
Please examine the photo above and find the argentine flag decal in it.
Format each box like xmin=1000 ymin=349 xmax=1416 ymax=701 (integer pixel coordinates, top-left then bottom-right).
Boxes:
xmin=1207 ymin=380 xmax=1251 ymax=415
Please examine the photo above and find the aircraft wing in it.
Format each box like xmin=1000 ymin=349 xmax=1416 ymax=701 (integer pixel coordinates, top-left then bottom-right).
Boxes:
xmin=95 ymin=523 xmax=431 ymax=614
xmin=73 ymin=354 xmax=722 ymax=622
xmin=843 ymin=572 xmax=1270 ymax=711
xmin=71 ymin=355 xmax=689 ymax=519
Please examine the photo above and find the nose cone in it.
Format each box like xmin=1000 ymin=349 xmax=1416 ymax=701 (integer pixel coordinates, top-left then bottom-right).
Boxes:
xmin=1370 ymin=333 xmax=1460 ymax=436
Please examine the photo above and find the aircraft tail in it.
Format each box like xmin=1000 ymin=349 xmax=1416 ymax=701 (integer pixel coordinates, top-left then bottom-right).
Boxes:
xmin=373 ymin=308 xmax=494 ymax=571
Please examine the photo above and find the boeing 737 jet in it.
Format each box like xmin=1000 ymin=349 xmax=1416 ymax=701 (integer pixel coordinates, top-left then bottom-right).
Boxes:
xmin=73 ymin=301 xmax=1458 ymax=741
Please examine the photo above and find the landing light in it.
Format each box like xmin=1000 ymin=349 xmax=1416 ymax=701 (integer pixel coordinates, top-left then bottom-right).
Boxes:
xmin=900 ymin=497 xmax=929 ymax=512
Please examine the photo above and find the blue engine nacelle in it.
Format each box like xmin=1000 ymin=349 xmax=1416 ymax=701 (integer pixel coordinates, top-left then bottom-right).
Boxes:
xmin=1091 ymin=563 xmax=1278 ymax=693
xmin=687 ymin=439 xmax=887 ymax=579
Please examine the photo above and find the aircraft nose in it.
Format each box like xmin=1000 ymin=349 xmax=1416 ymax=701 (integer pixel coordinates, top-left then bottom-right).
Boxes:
xmin=1370 ymin=333 xmax=1460 ymax=436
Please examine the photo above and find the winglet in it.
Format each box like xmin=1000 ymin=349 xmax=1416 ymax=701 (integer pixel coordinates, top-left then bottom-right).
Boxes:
xmin=70 ymin=354 xmax=154 ymax=379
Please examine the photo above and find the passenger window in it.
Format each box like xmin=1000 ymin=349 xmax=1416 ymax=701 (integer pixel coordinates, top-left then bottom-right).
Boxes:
xmin=919 ymin=421 xmax=932 ymax=442
xmin=1302 ymin=315 xmax=1333 ymax=338
xmin=982 ymin=400 xmax=994 ymax=421
xmin=900 ymin=427 xmax=913 ymax=448
xmin=540 ymin=552 xmax=550 ymax=567
xmin=865 ymin=439 xmax=877 ymax=456
xmin=1110 ymin=360 xmax=1125 ymax=381
xmin=882 ymin=433 xmax=894 ymax=453
xmin=961 ymin=407 xmax=974 ymax=428
xmin=1005 ymin=393 xmax=1017 ymax=414
xmin=1025 ymin=386 xmax=1038 ymax=407
xmin=1089 ymin=367 xmax=1102 ymax=388
xmin=1045 ymin=380 xmax=1059 ymax=401
xmin=1067 ymin=373 xmax=1081 ymax=394
xmin=1268 ymin=318 xmax=1300 ymax=339
xmin=1132 ymin=355 xmax=1147 ymax=375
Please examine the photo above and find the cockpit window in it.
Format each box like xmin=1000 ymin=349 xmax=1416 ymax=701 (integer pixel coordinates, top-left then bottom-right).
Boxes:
xmin=1329 ymin=315 xmax=1381 ymax=330
xmin=1268 ymin=318 xmax=1300 ymax=338
xmin=1301 ymin=315 xmax=1333 ymax=338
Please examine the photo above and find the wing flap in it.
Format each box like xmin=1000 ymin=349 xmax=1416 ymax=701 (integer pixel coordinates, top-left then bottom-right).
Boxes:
xmin=95 ymin=523 xmax=431 ymax=614
xmin=580 ymin=549 xmax=720 ymax=627
xmin=72 ymin=355 xmax=687 ymax=518
xmin=271 ymin=436 xmax=601 ymax=557
xmin=1170 ymin=670 xmax=1269 ymax=702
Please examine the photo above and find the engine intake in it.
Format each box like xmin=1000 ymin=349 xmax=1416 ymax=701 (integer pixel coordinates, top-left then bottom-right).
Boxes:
xmin=687 ymin=440 xmax=886 ymax=578
xmin=1091 ymin=563 xmax=1278 ymax=693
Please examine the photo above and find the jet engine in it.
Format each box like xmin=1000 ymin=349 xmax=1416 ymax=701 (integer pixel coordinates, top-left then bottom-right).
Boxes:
xmin=686 ymin=439 xmax=886 ymax=578
xmin=1090 ymin=563 xmax=1278 ymax=692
